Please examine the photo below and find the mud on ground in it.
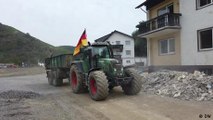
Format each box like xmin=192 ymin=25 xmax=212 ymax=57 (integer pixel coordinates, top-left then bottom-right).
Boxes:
xmin=0 ymin=74 xmax=212 ymax=120
xmin=0 ymin=90 xmax=41 ymax=120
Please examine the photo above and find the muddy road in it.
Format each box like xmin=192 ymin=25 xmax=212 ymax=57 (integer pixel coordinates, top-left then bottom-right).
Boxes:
xmin=0 ymin=74 xmax=212 ymax=120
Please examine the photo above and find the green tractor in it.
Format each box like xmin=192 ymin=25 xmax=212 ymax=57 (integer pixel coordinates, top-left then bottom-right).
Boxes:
xmin=70 ymin=42 xmax=142 ymax=101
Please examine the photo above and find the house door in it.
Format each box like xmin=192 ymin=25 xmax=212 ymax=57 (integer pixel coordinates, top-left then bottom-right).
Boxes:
xmin=157 ymin=4 xmax=174 ymax=27
xmin=158 ymin=4 xmax=174 ymax=16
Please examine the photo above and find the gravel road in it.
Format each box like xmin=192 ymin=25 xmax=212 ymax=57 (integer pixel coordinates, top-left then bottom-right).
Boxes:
xmin=0 ymin=74 xmax=213 ymax=120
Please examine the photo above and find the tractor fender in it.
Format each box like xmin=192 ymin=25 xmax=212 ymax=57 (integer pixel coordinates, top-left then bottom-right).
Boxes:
xmin=70 ymin=62 xmax=84 ymax=73
xmin=88 ymin=68 xmax=101 ymax=76
xmin=86 ymin=68 xmax=102 ymax=84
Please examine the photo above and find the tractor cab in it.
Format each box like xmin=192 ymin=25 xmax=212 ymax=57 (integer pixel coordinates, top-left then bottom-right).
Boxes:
xmin=81 ymin=42 xmax=116 ymax=69
xmin=92 ymin=45 xmax=111 ymax=59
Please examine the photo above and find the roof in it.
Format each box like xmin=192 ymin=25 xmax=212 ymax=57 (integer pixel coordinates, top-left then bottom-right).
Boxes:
xmin=135 ymin=0 xmax=165 ymax=10
xmin=94 ymin=33 xmax=112 ymax=42
xmin=94 ymin=30 xmax=133 ymax=42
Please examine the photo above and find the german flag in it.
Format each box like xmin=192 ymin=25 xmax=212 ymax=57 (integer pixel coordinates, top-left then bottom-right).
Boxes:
xmin=73 ymin=30 xmax=88 ymax=56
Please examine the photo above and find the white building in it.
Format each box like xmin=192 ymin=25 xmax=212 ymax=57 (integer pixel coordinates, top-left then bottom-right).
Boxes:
xmin=180 ymin=0 xmax=213 ymax=65
xmin=136 ymin=0 xmax=213 ymax=66
xmin=95 ymin=30 xmax=135 ymax=66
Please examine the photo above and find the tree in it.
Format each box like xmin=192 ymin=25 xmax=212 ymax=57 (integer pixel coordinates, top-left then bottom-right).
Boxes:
xmin=132 ymin=30 xmax=147 ymax=57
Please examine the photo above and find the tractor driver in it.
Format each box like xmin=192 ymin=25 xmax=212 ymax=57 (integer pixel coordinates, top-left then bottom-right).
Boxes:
xmin=100 ymin=47 xmax=110 ymax=58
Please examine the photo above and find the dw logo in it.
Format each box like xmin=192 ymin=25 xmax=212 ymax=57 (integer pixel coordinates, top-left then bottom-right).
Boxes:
xmin=199 ymin=114 xmax=211 ymax=119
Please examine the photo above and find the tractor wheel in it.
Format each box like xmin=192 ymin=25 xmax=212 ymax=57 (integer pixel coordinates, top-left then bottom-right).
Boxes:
xmin=52 ymin=69 xmax=63 ymax=87
xmin=47 ymin=71 xmax=53 ymax=85
xmin=122 ymin=68 xmax=142 ymax=95
xmin=70 ymin=65 xmax=86 ymax=93
xmin=88 ymin=71 xmax=109 ymax=101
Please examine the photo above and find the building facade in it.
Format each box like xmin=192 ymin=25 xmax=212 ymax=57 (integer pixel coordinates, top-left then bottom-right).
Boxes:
xmin=136 ymin=0 xmax=213 ymax=66
xmin=95 ymin=30 xmax=135 ymax=66
xmin=180 ymin=0 xmax=213 ymax=65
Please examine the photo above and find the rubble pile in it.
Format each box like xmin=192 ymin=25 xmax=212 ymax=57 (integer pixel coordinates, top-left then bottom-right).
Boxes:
xmin=0 ymin=90 xmax=41 ymax=99
xmin=141 ymin=70 xmax=213 ymax=101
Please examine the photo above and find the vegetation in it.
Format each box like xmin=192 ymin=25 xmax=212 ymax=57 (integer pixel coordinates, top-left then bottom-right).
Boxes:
xmin=0 ymin=23 xmax=74 ymax=66
xmin=132 ymin=30 xmax=147 ymax=57
xmin=54 ymin=46 xmax=75 ymax=56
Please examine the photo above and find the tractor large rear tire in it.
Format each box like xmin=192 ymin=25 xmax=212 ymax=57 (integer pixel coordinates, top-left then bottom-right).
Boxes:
xmin=52 ymin=69 xmax=63 ymax=87
xmin=88 ymin=71 xmax=109 ymax=101
xmin=70 ymin=65 xmax=86 ymax=93
xmin=122 ymin=68 xmax=142 ymax=95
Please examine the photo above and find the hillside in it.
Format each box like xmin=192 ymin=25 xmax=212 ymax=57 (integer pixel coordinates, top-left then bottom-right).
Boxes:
xmin=0 ymin=23 xmax=74 ymax=66
xmin=54 ymin=46 xmax=75 ymax=55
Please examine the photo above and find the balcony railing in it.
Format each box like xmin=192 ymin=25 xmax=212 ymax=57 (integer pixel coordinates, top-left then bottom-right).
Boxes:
xmin=137 ymin=13 xmax=181 ymax=34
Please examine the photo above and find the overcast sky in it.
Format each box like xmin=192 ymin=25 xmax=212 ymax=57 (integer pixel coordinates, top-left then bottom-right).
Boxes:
xmin=0 ymin=0 xmax=146 ymax=46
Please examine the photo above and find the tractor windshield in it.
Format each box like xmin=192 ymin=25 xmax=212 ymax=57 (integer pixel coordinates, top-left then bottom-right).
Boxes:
xmin=93 ymin=46 xmax=111 ymax=58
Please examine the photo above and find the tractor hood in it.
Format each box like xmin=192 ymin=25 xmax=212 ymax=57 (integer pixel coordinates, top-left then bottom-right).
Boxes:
xmin=98 ymin=58 xmax=124 ymax=77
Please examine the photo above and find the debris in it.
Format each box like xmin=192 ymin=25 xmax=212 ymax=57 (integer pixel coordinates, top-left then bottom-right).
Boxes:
xmin=141 ymin=70 xmax=213 ymax=101
xmin=173 ymin=92 xmax=181 ymax=98
xmin=0 ymin=90 xmax=41 ymax=99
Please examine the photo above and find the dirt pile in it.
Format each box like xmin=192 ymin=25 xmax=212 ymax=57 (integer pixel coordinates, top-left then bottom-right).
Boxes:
xmin=141 ymin=70 xmax=213 ymax=101
xmin=0 ymin=90 xmax=41 ymax=99
xmin=0 ymin=90 xmax=41 ymax=120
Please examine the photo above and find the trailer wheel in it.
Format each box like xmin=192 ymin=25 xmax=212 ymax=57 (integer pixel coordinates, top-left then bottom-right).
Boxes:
xmin=88 ymin=71 xmax=109 ymax=101
xmin=70 ymin=65 xmax=86 ymax=93
xmin=52 ymin=69 xmax=63 ymax=86
xmin=121 ymin=68 xmax=142 ymax=95
xmin=47 ymin=71 xmax=53 ymax=85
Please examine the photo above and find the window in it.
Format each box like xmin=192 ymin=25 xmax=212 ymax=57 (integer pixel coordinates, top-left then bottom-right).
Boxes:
xmin=198 ymin=28 xmax=213 ymax=50
xmin=158 ymin=4 xmax=174 ymax=16
xmin=115 ymin=41 xmax=121 ymax=45
xmin=125 ymin=41 xmax=131 ymax=45
xmin=197 ymin=0 xmax=213 ymax=8
xmin=126 ymin=50 xmax=131 ymax=55
xmin=126 ymin=60 xmax=131 ymax=63
xmin=159 ymin=38 xmax=175 ymax=55
xmin=93 ymin=46 xmax=110 ymax=58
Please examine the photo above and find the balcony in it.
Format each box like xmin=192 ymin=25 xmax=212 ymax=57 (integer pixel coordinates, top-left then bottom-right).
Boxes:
xmin=136 ymin=13 xmax=181 ymax=38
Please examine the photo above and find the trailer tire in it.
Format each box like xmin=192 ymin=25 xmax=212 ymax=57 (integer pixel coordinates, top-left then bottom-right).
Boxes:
xmin=47 ymin=71 xmax=53 ymax=85
xmin=88 ymin=71 xmax=109 ymax=101
xmin=70 ymin=65 xmax=86 ymax=93
xmin=121 ymin=68 xmax=142 ymax=95
xmin=52 ymin=69 xmax=63 ymax=86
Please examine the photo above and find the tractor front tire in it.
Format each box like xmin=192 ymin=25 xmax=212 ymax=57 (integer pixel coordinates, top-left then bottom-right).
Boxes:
xmin=88 ymin=71 xmax=109 ymax=101
xmin=122 ymin=68 xmax=142 ymax=95
xmin=70 ymin=65 xmax=86 ymax=93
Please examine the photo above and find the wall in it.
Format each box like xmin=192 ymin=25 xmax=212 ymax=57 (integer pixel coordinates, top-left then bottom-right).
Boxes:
xmin=106 ymin=32 xmax=135 ymax=66
xmin=143 ymin=65 xmax=213 ymax=75
xmin=180 ymin=0 xmax=213 ymax=65
xmin=143 ymin=0 xmax=181 ymax=66
xmin=149 ymin=32 xmax=181 ymax=65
